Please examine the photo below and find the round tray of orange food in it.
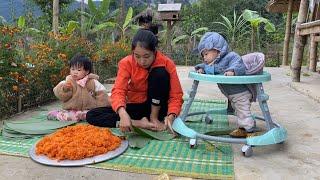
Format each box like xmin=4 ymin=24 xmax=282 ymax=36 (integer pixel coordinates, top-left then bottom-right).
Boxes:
xmin=29 ymin=124 xmax=128 ymax=166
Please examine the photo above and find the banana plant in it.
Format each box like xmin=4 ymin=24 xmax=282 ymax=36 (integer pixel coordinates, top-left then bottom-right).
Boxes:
xmin=213 ymin=10 xmax=250 ymax=50
xmin=92 ymin=7 xmax=139 ymax=40
xmin=17 ymin=16 xmax=42 ymax=35
xmin=81 ymin=0 xmax=119 ymax=38
xmin=242 ymin=9 xmax=276 ymax=51
xmin=60 ymin=21 xmax=80 ymax=35
xmin=116 ymin=7 xmax=140 ymax=39
xmin=172 ymin=27 xmax=208 ymax=65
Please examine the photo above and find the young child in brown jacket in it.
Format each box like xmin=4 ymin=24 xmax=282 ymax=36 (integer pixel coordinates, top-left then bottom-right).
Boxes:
xmin=48 ymin=54 xmax=110 ymax=121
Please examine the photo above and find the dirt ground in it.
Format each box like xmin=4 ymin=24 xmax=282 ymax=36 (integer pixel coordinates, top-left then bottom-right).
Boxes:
xmin=1 ymin=66 xmax=320 ymax=180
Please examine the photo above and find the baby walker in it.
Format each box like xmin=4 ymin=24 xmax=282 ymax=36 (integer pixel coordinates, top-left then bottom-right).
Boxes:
xmin=172 ymin=60 xmax=287 ymax=157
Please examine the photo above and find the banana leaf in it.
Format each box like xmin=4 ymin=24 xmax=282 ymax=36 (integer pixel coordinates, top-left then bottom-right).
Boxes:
xmin=132 ymin=126 xmax=175 ymax=141
xmin=127 ymin=134 xmax=151 ymax=148
xmin=3 ymin=119 xmax=77 ymax=135
xmin=204 ymin=128 xmax=234 ymax=136
xmin=2 ymin=130 xmax=36 ymax=139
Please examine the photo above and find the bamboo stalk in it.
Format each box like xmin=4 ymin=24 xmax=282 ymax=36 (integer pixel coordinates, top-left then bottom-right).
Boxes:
xmin=291 ymin=0 xmax=308 ymax=82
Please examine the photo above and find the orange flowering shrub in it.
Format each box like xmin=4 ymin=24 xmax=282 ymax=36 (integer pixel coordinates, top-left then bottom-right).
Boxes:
xmin=0 ymin=26 xmax=98 ymax=117
xmin=98 ymin=40 xmax=131 ymax=64
xmin=0 ymin=26 xmax=27 ymax=114
xmin=94 ymin=40 xmax=131 ymax=79
xmin=36 ymin=124 xmax=122 ymax=161
xmin=0 ymin=24 xmax=130 ymax=118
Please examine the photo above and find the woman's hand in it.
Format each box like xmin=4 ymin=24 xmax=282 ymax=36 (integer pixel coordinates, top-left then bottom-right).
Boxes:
xmin=118 ymin=107 xmax=132 ymax=132
xmin=150 ymin=118 xmax=166 ymax=131
xmin=164 ymin=114 xmax=176 ymax=135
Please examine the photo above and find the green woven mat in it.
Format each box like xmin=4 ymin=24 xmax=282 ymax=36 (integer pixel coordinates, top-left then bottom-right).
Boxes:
xmin=0 ymin=99 xmax=234 ymax=179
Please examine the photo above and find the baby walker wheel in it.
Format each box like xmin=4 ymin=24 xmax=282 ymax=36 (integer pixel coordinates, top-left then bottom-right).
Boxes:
xmin=205 ymin=114 xmax=213 ymax=124
xmin=241 ymin=145 xmax=253 ymax=157
xmin=189 ymin=139 xmax=197 ymax=148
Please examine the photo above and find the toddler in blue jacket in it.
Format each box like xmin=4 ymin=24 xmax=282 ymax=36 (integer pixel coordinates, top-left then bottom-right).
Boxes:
xmin=195 ymin=32 xmax=255 ymax=137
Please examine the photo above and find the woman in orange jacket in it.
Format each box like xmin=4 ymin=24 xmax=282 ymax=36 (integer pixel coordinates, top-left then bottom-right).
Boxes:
xmin=87 ymin=29 xmax=183 ymax=133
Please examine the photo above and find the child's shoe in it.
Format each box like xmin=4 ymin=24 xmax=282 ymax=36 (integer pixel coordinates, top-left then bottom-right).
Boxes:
xmin=229 ymin=126 xmax=261 ymax=138
xmin=229 ymin=128 xmax=247 ymax=138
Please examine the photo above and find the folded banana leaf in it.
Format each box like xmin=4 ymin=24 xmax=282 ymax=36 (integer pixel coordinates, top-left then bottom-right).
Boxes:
xmin=3 ymin=120 xmax=76 ymax=135
xmin=127 ymin=134 xmax=151 ymax=148
xmin=1 ymin=115 xmax=77 ymax=139
xmin=1 ymin=130 xmax=36 ymax=139
xmin=132 ymin=126 xmax=175 ymax=141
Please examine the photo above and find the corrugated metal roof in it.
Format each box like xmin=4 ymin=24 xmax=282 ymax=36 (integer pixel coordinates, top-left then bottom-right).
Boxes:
xmin=158 ymin=3 xmax=182 ymax=12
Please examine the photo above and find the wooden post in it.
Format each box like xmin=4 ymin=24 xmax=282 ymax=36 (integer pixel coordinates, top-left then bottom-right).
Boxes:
xmin=52 ymin=0 xmax=59 ymax=36
xmin=291 ymin=0 xmax=308 ymax=82
xmin=309 ymin=4 xmax=320 ymax=72
xmin=309 ymin=34 xmax=317 ymax=71
xmin=80 ymin=0 xmax=85 ymax=38
xmin=282 ymin=0 xmax=293 ymax=66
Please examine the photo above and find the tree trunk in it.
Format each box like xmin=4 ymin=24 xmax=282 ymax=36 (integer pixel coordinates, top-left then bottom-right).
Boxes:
xmin=52 ymin=0 xmax=59 ymax=36
xmin=282 ymin=0 xmax=293 ymax=66
xmin=166 ymin=21 xmax=173 ymax=54
xmin=81 ymin=0 xmax=85 ymax=38
xmin=291 ymin=0 xmax=308 ymax=82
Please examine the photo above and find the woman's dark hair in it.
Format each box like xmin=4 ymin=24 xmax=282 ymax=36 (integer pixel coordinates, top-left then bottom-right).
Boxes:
xmin=69 ymin=54 xmax=93 ymax=73
xmin=132 ymin=29 xmax=158 ymax=52
xmin=138 ymin=14 xmax=153 ymax=25
xmin=147 ymin=24 xmax=159 ymax=36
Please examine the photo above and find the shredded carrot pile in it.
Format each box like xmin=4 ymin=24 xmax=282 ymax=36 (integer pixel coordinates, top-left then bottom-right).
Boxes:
xmin=36 ymin=124 xmax=121 ymax=161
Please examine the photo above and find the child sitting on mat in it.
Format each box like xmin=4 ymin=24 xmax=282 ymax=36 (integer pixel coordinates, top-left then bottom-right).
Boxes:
xmin=48 ymin=54 xmax=110 ymax=121
xmin=195 ymin=32 xmax=256 ymax=137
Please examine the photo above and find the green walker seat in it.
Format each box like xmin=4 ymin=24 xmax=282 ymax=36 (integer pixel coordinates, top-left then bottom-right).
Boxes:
xmin=172 ymin=71 xmax=287 ymax=157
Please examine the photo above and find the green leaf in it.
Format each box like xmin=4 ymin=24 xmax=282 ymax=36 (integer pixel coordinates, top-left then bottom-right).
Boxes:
xmin=17 ymin=16 xmax=25 ymax=28
xmin=127 ymin=134 xmax=151 ymax=148
xmin=91 ymin=22 xmax=116 ymax=33
xmin=25 ymin=28 xmax=42 ymax=34
xmin=107 ymin=9 xmax=119 ymax=20
xmin=264 ymin=21 xmax=276 ymax=32
xmin=122 ymin=7 xmax=133 ymax=30
xmin=0 ymin=16 xmax=7 ymax=25
xmin=130 ymin=24 xmax=142 ymax=31
xmin=172 ymin=35 xmax=188 ymax=45
xmin=221 ymin=15 xmax=232 ymax=30
xmin=65 ymin=21 xmax=79 ymax=35
xmin=88 ymin=0 xmax=98 ymax=15
xmin=99 ymin=0 xmax=110 ymax=16
xmin=191 ymin=27 xmax=208 ymax=36
xmin=79 ymin=11 xmax=93 ymax=18
xmin=242 ymin=9 xmax=259 ymax=21
xmin=132 ymin=126 xmax=175 ymax=141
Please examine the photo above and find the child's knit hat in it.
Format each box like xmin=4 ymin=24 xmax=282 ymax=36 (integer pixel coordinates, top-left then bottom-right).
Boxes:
xmin=197 ymin=32 xmax=229 ymax=57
